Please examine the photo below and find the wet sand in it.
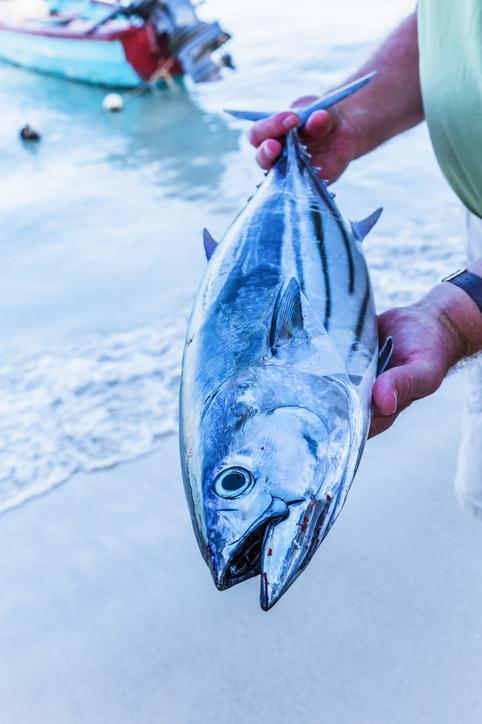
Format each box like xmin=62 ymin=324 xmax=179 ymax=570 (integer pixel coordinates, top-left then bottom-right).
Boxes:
xmin=1 ymin=371 xmax=482 ymax=724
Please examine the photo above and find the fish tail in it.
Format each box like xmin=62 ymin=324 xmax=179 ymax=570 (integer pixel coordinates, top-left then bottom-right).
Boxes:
xmin=223 ymin=109 xmax=272 ymax=121
xmin=224 ymin=72 xmax=377 ymax=127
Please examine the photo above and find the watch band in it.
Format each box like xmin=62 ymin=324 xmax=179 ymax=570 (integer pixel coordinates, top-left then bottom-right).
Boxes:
xmin=442 ymin=269 xmax=482 ymax=314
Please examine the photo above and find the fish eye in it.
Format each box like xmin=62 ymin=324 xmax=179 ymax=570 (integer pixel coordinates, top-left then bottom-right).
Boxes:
xmin=213 ymin=467 xmax=254 ymax=499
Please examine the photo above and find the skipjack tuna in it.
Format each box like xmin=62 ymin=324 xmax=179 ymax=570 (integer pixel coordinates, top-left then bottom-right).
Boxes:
xmin=179 ymin=73 xmax=393 ymax=610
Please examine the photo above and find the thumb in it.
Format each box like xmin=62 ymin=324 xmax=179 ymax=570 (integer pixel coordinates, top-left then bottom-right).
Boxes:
xmin=303 ymin=109 xmax=335 ymax=139
xmin=372 ymin=360 xmax=438 ymax=416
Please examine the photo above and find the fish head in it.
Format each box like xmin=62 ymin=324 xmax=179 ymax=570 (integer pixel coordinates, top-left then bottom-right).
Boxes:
xmin=195 ymin=365 xmax=356 ymax=610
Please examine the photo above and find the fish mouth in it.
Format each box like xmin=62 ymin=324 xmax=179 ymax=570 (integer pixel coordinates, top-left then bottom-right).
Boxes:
xmin=259 ymin=496 xmax=335 ymax=611
xmin=211 ymin=493 xmax=335 ymax=608
xmin=212 ymin=496 xmax=290 ymax=591
xmin=217 ymin=521 xmax=271 ymax=589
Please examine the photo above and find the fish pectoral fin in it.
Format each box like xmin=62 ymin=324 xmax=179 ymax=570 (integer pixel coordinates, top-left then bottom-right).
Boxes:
xmin=270 ymin=278 xmax=306 ymax=353
xmin=270 ymin=278 xmax=304 ymax=352
xmin=351 ymin=207 xmax=383 ymax=242
xmin=203 ymin=228 xmax=219 ymax=260
xmin=270 ymin=278 xmax=330 ymax=356
xmin=377 ymin=336 xmax=394 ymax=375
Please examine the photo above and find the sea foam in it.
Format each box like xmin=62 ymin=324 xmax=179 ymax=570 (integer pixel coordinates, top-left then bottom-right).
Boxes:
xmin=0 ymin=323 xmax=184 ymax=514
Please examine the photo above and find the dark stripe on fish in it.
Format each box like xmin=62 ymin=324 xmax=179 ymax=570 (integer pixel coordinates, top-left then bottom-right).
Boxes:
xmin=309 ymin=170 xmax=356 ymax=295
xmin=333 ymin=214 xmax=355 ymax=294
xmin=294 ymin=244 xmax=306 ymax=293
xmin=351 ymin=283 xmax=370 ymax=352
xmin=310 ymin=207 xmax=331 ymax=328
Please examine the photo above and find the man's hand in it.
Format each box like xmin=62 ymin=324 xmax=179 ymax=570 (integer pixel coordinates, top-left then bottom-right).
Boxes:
xmin=370 ymin=276 xmax=482 ymax=437
xmin=370 ymin=305 xmax=460 ymax=437
xmin=248 ymin=101 xmax=360 ymax=183
xmin=248 ymin=12 xmax=423 ymax=183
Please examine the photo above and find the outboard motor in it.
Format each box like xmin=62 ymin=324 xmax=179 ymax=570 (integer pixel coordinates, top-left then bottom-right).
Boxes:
xmin=150 ymin=0 xmax=233 ymax=82
xmin=87 ymin=0 xmax=233 ymax=82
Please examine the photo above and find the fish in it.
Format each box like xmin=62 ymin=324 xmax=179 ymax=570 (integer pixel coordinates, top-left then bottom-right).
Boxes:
xmin=179 ymin=74 xmax=392 ymax=611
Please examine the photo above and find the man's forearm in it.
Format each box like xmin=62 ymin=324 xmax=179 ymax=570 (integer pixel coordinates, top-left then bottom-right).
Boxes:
xmin=335 ymin=11 xmax=424 ymax=159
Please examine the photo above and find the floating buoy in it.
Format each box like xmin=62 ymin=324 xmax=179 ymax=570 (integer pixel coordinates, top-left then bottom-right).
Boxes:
xmin=20 ymin=124 xmax=41 ymax=142
xmin=103 ymin=93 xmax=124 ymax=112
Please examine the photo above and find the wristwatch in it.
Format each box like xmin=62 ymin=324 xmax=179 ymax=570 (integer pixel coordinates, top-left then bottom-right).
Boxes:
xmin=442 ymin=269 xmax=482 ymax=314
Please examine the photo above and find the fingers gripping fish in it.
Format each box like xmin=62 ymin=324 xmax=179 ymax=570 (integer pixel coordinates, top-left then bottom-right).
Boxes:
xmin=179 ymin=73 xmax=392 ymax=610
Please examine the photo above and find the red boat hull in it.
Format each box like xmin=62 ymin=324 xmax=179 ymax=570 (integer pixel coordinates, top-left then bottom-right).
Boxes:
xmin=0 ymin=16 xmax=184 ymax=86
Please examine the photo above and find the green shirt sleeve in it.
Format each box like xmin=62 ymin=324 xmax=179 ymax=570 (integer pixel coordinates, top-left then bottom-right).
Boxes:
xmin=418 ymin=0 xmax=482 ymax=218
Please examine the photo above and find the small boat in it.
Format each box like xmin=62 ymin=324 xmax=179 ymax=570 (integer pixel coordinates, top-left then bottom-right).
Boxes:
xmin=0 ymin=0 xmax=233 ymax=87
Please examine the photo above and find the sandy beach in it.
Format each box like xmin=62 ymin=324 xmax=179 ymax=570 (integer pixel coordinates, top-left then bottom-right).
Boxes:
xmin=1 ymin=371 xmax=482 ymax=724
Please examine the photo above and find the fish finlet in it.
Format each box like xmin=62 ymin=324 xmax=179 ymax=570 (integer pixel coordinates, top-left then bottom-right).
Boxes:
xmin=377 ymin=336 xmax=394 ymax=375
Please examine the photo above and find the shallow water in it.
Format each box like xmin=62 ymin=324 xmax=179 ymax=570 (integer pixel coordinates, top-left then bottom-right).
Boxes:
xmin=0 ymin=0 xmax=463 ymax=509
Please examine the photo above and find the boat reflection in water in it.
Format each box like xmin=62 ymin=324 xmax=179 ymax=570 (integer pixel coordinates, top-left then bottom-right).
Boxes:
xmin=0 ymin=0 xmax=234 ymax=87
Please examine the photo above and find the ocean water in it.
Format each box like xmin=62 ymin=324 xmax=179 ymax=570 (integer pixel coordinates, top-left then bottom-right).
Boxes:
xmin=0 ymin=0 xmax=463 ymax=511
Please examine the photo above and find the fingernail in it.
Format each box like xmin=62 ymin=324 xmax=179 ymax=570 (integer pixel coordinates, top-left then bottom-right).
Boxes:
xmin=389 ymin=391 xmax=398 ymax=415
xmin=311 ymin=110 xmax=328 ymax=122
xmin=282 ymin=113 xmax=299 ymax=129
xmin=264 ymin=141 xmax=278 ymax=159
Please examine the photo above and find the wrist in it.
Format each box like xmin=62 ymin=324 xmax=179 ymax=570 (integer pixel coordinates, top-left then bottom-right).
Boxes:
xmin=329 ymin=97 xmax=371 ymax=160
xmin=344 ymin=107 xmax=371 ymax=160
xmin=416 ymin=280 xmax=482 ymax=364
xmin=334 ymin=96 xmax=399 ymax=160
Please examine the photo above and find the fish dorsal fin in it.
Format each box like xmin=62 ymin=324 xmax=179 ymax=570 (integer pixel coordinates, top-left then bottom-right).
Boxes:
xmin=351 ymin=207 xmax=383 ymax=242
xmin=203 ymin=228 xmax=219 ymax=260
xmin=377 ymin=336 xmax=394 ymax=376
xmin=270 ymin=278 xmax=304 ymax=353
